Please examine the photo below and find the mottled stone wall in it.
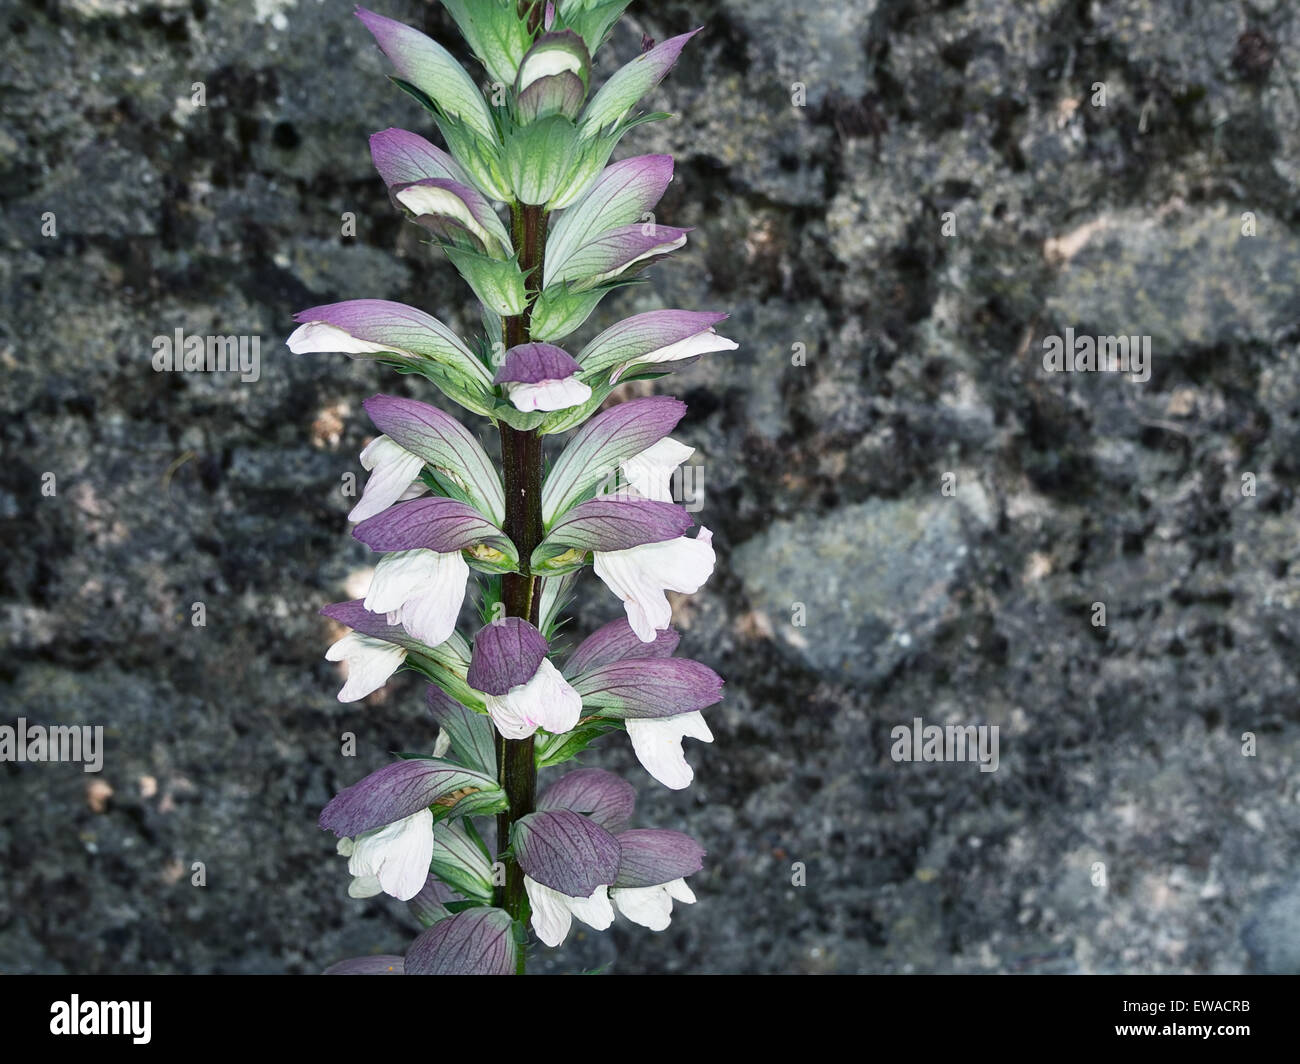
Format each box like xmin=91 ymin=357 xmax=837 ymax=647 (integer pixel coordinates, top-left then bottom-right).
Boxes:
xmin=1 ymin=0 xmax=1297 ymax=973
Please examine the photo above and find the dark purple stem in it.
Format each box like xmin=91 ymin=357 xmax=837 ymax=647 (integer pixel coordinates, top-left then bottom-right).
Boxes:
xmin=495 ymin=201 xmax=547 ymax=971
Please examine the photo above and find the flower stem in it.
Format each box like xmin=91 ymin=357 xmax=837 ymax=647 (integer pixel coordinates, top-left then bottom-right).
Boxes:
xmin=495 ymin=201 xmax=547 ymax=972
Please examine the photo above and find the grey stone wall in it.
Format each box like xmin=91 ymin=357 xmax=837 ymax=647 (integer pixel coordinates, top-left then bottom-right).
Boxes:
xmin=1 ymin=0 xmax=1298 ymax=973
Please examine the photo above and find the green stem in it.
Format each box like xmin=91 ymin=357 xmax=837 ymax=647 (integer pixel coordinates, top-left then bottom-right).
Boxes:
xmin=495 ymin=201 xmax=547 ymax=974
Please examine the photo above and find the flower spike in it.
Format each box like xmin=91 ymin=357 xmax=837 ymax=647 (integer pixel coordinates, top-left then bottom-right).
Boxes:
xmin=311 ymin=4 xmax=729 ymax=975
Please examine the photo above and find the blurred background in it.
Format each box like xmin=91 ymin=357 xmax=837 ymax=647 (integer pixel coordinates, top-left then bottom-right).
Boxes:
xmin=2 ymin=0 xmax=1299 ymax=974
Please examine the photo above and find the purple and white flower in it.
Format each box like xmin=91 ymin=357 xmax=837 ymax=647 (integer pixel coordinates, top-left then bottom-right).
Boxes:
xmin=574 ymin=435 xmax=715 ymax=639
xmin=593 ymin=526 xmax=715 ymax=642
xmin=320 ymin=599 xmax=474 ymax=704
xmin=543 ymin=154 xmax=674 ymax=286
xmin=287 ymin=299 xmax=493 ymax=389
xmin=368 ymin=129 xmax=513 ymax=256
xmin=532 ymin=491 xmax=712 ymax=634
xmin=484 ymin=659 xmax=580 ymax=740
xmin=467 ymin=617 xmax=581 ymax=739
xmin=548 ymin=224 xmax=690 ymax=292
xmin=362 ymin=394 xmax=506 ymax=525
xmin=325 ymin=631 xmax=408 ymax=702
xmin=576 ymin=309 xmax=738 ymax=383
xmin=512 ymin=808 xmax=621 ymax=947
xmin=608 ymin=829 xmax=705 ymax=929
xmin=320 ymin=756 xmax=502 ymax=901
xmin=517 ymin=30 xmax=589 ymax=93
xmin=526 ymin=772 xmax=705 ymax=937
xmin=564 ymin=617 xmax=722 ymax=788
xmin=394 ymin=179 xmax=512 ymax=256
xmin=514 ymin=30 xmax=589 ymax=123
xmin=493 ymin=342 xmax=592 ymax=412
xmin=336 ymin=808 xmax=434 ymax=902
xmin=540 ymin=395 xmax=686 ymax=523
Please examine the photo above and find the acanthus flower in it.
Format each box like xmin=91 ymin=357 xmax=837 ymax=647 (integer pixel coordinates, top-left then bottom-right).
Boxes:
xmin=563 ymin=617 xmax=722 ymax=789
xmin=493 ymin=342 xmax=592 ymax=412
xmin=336 ymin=810 xmax=434 ymax=902
xmin=320 ymin=757 xmax=504 ymax=901
xmin=608 ymin=829 xmax=706 ymax=930
xmin=319 ymin=598 xmax=477 ymax=708
xmin=535 ymin=485 xmax=716 ymax=642
xmin=287 ymin=299 xmax=493 ymax=393
xmin=514 ymin=30 xmax=590 ymax=124
xmin=516 ymin=769 xmax=706 ymax=944
xmin=308 ymin=3 xmax=731 ymax=976
xmin=577 ymin=308 xmax=739 ymax=384
xmin=593 ymin=525 xmax=716 ymax=642
xmin=467 ymin=617 xmax=581 ymax=740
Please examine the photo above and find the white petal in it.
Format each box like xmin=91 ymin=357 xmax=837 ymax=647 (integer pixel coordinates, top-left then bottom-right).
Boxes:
xmin=484 ymin=691 xmax=539 ymax=740
xmin=347 ymin=809 xmax=434 ymax=902
xmin=433 ymin=729 xmax=451 ymax=758
xmin=395 ymin=185 xmax=498 ymax=254
xmin=336 ymin=837 xmax=355 ymax=857
xmin=664 ymin=878 xmax=696 ymax=904
xmin=364 ymin=550 xmax=443 ymax=613
xmin=347 ymin=874 xmax=383 ymax=898
xmin=654 ymin=527 xmax=715 ymax=594
xmin=611 ymin=884 xmax=675 ymax=931
xmin=287 ymin=322 xmax=414 ymax=358
xmin=395 ymin=554 xmax=470 ymax=647
xmin=593 ymin=528 xmax=715 ymax=642
xmin=482 ymin=658 xmax=581 ymax=740
xmin=349 ymin=437 xmax=426 ymax=523
xmin=620 ymin=437 xmax=694 ymax=503
xmin=358 ymin=435 xmax=404 ymax=473
xmin=626 ymin=711 xmax=714 ymax=790
xmin=504 ymin=376 xmax=593 ymax=412
xmin=325 ymin=632 xmax=407 ymax=702
xmin=525 ymin=876 xmax=574 ymax=948
xmin=610 ymin=328 xmax=739 ymax=383
xmin=589 ymin=234 xmax=687 ymax=288
xmin=398 ymin=480 xmax=431 ymax=503
xmin=520 ymin=659 xmax=582 ymax=735
xmin=518 ymin=48 xmax=583 ymax=92
xmin=568 ymin=885 xmax=615 ymax=931
xmin=593 ymin=549 xmax=673 ymax=641
xmin=363 ymin=549 xmax=469 ymax=647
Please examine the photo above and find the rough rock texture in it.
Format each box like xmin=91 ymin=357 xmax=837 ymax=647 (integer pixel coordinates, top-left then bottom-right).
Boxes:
xmin=2 ymin=0 xmax=1298 ymax=974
